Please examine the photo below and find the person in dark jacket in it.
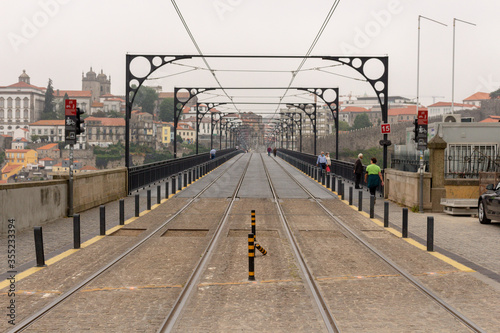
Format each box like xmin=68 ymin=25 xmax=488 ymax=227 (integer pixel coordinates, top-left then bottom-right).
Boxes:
xmin=354 ymin=153 xmax=364 ymax=189
xmin=273 ymin=147 xmax=277 ymax=157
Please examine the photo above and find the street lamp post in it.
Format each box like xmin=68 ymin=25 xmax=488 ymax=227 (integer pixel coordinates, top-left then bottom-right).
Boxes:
xmin=416 ymin=15 xmax=447 ymax=213
xmin=451 ymin=18 xmax=476 ymax=114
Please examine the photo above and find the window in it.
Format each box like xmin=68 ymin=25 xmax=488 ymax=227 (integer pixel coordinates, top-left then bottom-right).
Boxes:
xmin=44 ymin=129 xmax=48 ymax=134
xmin=15 ymin=98 xmax=21 ymax=108
xmin=15 ymin=110 xmax=20 ymax=118
xmin=0 ymin=110 xmax=3 ymax=118
xmin=38 ymin=129 xmax=41 ymax=134
xmin=7 ymin=98 xmax=12 ymax=108
xmin=23 ymin=98 xmax=29 ymax=108
xmin=23 ymin=110 xmax=28 ymax=119
xmin=0 ymin=98 xmax=4 ymax=107
xmin=7 ymin=110 xmax=12 ymax=119
xmin=58 ymin=129 xmax=62 ymax=134
xmin=445 ymin=144 xmax=499 ymax=177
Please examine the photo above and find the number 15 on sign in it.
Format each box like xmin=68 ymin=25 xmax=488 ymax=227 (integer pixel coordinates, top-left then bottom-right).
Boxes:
xmin=381 ymin=123 xmax=391 ymax=134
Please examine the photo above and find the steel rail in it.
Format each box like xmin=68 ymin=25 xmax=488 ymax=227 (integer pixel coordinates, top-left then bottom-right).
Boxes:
xmin=157 ymin=153 xmax=254 ymax=332
xmin=259 ymin=154 xmax=340 ymax=333
xmin=273 ymin=155 xmax=485 ymax=333
xmin=9 ymin=154 xmax=245 ymax=333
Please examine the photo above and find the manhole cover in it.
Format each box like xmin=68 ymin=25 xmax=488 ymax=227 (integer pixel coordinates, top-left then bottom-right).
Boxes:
xmin=299 ymin=230 xmax=346 ymax=238
xmin=227 ymin=229 xmax=280 ymax=238
xmin=162 ymin=229 xmax=209 ymax=237
xmin=109 ymin=228 xmax=146 ymax=237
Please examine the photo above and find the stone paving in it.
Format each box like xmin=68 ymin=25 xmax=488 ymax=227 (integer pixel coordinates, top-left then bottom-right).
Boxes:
xmin=1 ymin=153 xmax=500 ymax=331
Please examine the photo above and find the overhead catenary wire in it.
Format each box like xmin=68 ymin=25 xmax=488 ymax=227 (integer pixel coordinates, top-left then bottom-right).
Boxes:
xmin=170 ymin=0 xmax=240 ymax=113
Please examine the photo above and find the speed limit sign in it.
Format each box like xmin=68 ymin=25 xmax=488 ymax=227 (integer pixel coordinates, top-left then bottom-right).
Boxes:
xmin=381 ymin=123 xmax=391 ymax=134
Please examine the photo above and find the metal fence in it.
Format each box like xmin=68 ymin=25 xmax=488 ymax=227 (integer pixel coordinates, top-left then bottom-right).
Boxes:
xmin=445 ymin=145 xmax=500 ymax=179
xmin=277 ymin=149 xmax=384 ymax=195
xmin=128 ymin=148 xmax=239 ymax=193
xmin=391 ymin=152 xmax=429 ymax=173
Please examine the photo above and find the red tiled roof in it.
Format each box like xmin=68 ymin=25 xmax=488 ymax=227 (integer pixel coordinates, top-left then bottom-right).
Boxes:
xmin=91 ymin=101 xmax=104 ymax=107
xmin=20 ymin=138 xmax=28 ymax=142
xmin=54 ymin=162 xmax=62 ymax=167
xmin=37 ymin=143 xmax=58 ymax=150
xmin=101 ymin=93 xmax=115 ymax=98
xmin=105 ymin=98 xmax=124 ymax=102
xmin=53 ymin=90 xmax=92 ymax=98
xmin=85 ymin=117 xmax=125 ymax=126
xmin=1 ymin=164 xmax=23 ymax=173
xmin=29 ymin=120 xmax=65 ymax=126
xmin=480 ymin=116 xmax=500 ymax=123
xmin=342 ymin=106 xmax=369 ymax=112
xmin=388 ymin=106 xmax=426 ymax=116
xmin=39 ymin=157 xmax=54 ymax=161
xmin=158 ymin=92 xmax=189 ymax=99
xmin=4 ymin=81 xmax=44 ymax=90
xmin=463 ymin=92 xmax=490 ymax=101
xmin=21 ymin=128 xmax=29 ymax=132
xmin=6 ymin=149 xmax=31 ymax=153
xmin=1 ymin=134 xmax=12 ymax=138
xmin=81 ymin=165 xmax=98 ymax=170
xmin=428 ymin=102 xmax=477 ymax=108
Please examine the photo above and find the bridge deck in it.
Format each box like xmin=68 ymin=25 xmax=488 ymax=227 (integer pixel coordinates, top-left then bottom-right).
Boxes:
xmin=1 ymin=153 xmax=500 ymax=331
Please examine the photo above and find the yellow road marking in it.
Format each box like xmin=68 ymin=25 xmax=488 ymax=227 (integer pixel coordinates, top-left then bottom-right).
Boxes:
xmin=430 ymin=252 xmax=475 ymax=272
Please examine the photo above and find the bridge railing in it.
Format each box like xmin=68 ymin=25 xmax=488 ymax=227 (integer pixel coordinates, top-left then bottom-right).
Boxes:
xmin=128 ymin=148 xmax=240 ymax=193
xmin=277 ymin=149 xmax=383 ymax=196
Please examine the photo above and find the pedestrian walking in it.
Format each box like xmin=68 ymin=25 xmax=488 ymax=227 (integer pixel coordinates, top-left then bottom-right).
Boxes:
xmin=273 ymin=147 xmax=277 ymax=157
xmin=354 ymin=153 xmax=364 ymax=189
xmin=325 ymin=152 xmax=332 ymax=173
xmin=267 ymin=147 xmax=272 ymax=156
xmin=364 ymin=157 xmax=384 ymax=201
xmin=316 ymin=151 xmax=327 ymax=170
xmin=210 ymin=148 xmax=216 ymax=159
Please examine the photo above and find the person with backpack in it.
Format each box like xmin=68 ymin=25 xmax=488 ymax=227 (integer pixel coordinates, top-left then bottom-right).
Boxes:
xmin=364 ymin=157 xmax=384 ymax=202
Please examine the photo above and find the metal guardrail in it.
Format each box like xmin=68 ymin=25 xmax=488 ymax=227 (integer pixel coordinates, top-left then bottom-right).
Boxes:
xmin=277 ymin=149 xmax=384 ymax=195
xmin=128 ymin=148 xmax=239 ymax=193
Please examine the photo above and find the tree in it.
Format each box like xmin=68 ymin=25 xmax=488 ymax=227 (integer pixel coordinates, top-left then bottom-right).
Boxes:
xmin=133 ymin=86 xmax=158 ymax=115
xmin=338 ymin=121 xmax=351 ymax=131
xmin=56 ymin=92 xmax=69 ymax=119
xmin=352 ymin=113 xmax=372 ymax=130
xmin=108 ymin=110 xmax=124 ymax=118
xmin=159 ymin=97 xmax=174 ymax=122
xmin=41 ymin=79 xmax=57 ymax=120
xmin=490 ymin=88 xmax=500 ymax=99
xmin=31 ymin=135 xmax=40 ymax=142
xmin=176 ymin=134 xmax=183 ymax=144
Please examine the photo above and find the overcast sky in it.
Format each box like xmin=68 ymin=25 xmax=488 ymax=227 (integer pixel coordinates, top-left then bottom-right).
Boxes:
xmin=1 ymin=0 xmax=499 ymax=111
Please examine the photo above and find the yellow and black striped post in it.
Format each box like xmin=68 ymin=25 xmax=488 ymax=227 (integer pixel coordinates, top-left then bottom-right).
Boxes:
xmin=248 ymin=233 xmax=255 ymax=281
xmin=255 ymin=243 xmax=267 ymax=255
xmin=251 ymin=210 xmax=256 ymax=236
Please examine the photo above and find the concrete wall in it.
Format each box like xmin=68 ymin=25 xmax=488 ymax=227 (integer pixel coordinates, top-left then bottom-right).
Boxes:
xmin=384 ymin=168 xmax=432 ymax=210
xmin=1 ymin=167 xmax=128 ymax=234
xmin=0 ymin=180 xmax=67 ymax=234
xmin=54 ymin=167 xmax=127 ymax=213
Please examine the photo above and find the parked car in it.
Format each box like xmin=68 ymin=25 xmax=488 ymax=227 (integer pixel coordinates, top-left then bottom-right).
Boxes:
xmin=478 ymin=182 xmax=500 ymax=224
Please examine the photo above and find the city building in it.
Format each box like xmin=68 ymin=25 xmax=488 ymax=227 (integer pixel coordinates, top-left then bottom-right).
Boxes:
xmin=82 ymin=68 xmax=111 ymax=103
xmin=130 ymin=111 xmax=154 ymax=146
xmin=177 ymin=122 xmax=195 ymax=143
xmin=53 ymin=89 xmax=92 ymax=114
xmin=36 ymin=143 xmax=60 ymax=160
xmin=0 ymin=70 xmax=45 ymax=136
xmin=29 ymin=119 xmax=65 ymax=142
xmin=387 ymin=106 xmax=425 ymax=124
xmin=463 ymin=92 xmax=491 ymax=108
xmin=85 ymin=117 xmax=126 ymax=147
xmin=11 ymin=137 xmax=28 ymax=149
xmin=427 ymin=102 xmax=478 ymax=117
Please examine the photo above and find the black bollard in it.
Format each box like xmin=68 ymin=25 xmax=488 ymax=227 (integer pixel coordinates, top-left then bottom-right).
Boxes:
xmin=184 ymin=172 xmax=187 ymax=187
xmin=178 ymin=173 xmax=182 ymax=191
xmin=172 ymin=177 xmax=176 ymax=195
xmin=100 ymin=205 xmax=106 ymax=236
xmin=427 ymin=216 xmax=434 ymax=251
xmin=73 ymin=214 xmax=81 ymax=249
xmin=135 ymin=194 xmax=140 ymax=217
xmin=349 ymin=187 xmax=353 ymax=205
xmin=34 ymin=226 xmax=45 ymax=267
xmin=157 ymin=185 xmax=161 ymax=204
xmin=188 ymin=169 xmax=192 ymax=184
xmin=147 ymin=190 xmax=151 ymax=210
xmin=384 ymin=201 xmax=389 ymax=227
xmin=358 ymin=190 xmax=363 ymax=211
xmin=337 ymin=179 xmax=342 ymax=195
xmin=402 ymin=208 xmax=408 ymax=238
xmin=332 ymin=175 xmax=336 ymax=192
xmin=165 ymin=181 xmax=169 ymax=199
xmin=326 ymin=173 xmax=331 ymax=189
xmin=119 ymin=199 xmax=125 ymax=225
xmin=370 ymin=195 xmax=375 ymax=218
xmin=251 ymin=210 xmax=256 ymax=235
xmin=321 ymin=170 xmax=326 ymax=186
xmin=248 ymin=233 xmax=255 ymax=281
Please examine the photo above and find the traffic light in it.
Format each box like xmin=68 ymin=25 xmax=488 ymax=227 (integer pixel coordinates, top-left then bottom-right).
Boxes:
xmin=75 ymin=107 xmax=85 ymax=135
xmin=413 ymin=118 xmax=418 ymax=143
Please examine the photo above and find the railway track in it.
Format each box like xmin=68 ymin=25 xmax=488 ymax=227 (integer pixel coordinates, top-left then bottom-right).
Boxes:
xmin=269 ymin=154 xmax=485 ymax=333
xmin=9 ymin=153 xmax=247 ymax=333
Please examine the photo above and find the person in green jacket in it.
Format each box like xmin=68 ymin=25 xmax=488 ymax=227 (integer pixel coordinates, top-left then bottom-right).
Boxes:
xmin=364 ymin=157 xmax=384 ymax=200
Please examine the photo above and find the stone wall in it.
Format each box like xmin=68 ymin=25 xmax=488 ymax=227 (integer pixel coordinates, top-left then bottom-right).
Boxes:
xmin=444 ymin=179 xmax=480 ymax=199
xmin=384 ymin=168 xmax=432 ymax=210
xmin=0 ymin=180 xmax=67 ymax=234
